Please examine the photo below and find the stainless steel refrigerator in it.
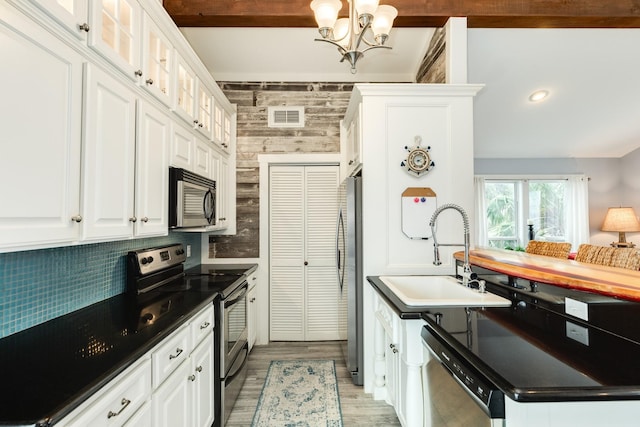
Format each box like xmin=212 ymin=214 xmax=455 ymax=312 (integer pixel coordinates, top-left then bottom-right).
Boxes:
xmin=337 ymin=174 xmax=363 ymax=385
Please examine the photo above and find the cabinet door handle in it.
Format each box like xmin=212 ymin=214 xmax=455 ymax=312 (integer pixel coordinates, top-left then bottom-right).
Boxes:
xmin=129 ymin=216 xmax=137 ymax=223
xmin=193 ymin=120 xmax=199 ymax=125
xmin=250 ymin=297 xmax=256 ymax=303
xmin=146 ymin=78 xmax=154 ymax=85
xmin=169 ymin=348 xmax=183 ymax=359
xmin=141 ymin=217 xmax=149 ymax=223
xmin=71 ymin=215 xmax=83 ymax=223
xmin=188 ymin=374 xmax=196 ymax=382
xmin=107 ymin=398 xmax=131 ymax=419
xmin=78 ymin=23 xmax=90 ymax=32
xmin=196 ymin=365 xmax=203 ymax=373
xmin=200 ymin=321 xmax=210 ymax=330
xmin=134 ymin=69 xmax=143 ymax=77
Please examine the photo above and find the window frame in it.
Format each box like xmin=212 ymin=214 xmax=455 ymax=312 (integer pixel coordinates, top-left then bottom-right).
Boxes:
xmin=478 ymin=174 xmax=577 ymax=249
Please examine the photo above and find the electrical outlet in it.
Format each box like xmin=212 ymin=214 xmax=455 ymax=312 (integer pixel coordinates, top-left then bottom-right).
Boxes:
xmin=186 ymin=245 xmax=191 ymax=257
xmin=565 ymin=297 xmax=589 ymax=321
xmin=566 ymin=321 xmax=589 ymax=346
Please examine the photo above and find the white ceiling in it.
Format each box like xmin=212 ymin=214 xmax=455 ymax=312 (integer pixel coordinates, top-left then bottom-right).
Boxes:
xmin=180 ymin=26 xmax=640 ymax=159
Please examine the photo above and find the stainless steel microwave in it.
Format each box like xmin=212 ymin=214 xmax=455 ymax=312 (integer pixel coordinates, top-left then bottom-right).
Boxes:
xmin=169 ymin=167 xmax=216 ymax=228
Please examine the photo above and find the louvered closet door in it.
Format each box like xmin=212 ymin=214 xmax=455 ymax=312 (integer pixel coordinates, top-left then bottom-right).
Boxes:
xmin=269 ymin=165 xmax=340 ymax=341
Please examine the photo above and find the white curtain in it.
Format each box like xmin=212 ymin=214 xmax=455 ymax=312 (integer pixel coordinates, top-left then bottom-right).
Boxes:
xmin=474 ymin=176 xmax=488 ymax=247
xmin=565 ymin=175 xmax=590 ymax=252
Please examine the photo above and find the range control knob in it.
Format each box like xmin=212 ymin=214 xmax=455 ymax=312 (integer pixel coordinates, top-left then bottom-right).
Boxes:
xmin=141 ymin=256 xmax=154 ymax=265
xmin=176 ymin=248 xmax=184 ymax=255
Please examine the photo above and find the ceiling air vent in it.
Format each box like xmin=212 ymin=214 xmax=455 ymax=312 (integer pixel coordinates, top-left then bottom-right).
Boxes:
xmin=268 ymin=106 xmax=305 ymax=128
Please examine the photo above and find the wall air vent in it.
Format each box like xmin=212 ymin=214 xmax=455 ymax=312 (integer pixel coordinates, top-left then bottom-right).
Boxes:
xmin=268 ymin=106 xmax=305 ymax=128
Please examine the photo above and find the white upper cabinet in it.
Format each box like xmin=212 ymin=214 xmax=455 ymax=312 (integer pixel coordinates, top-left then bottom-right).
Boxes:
xmin=0 ymin=3 xmax=84 ymax=251
xmin=174 ymin=53 xmax=197 ymax=126
xmin=30 ymin=0 xmax=90 ymax=40
xmin=135 ymin=100 xmax=170 ymax=237
xmin=141 ymin=12 xmax=172 ymax=106
xmin=340 ymin=101 xmax=362 ymax=180
xmin=1 ymin=0 xmax=237 ymax=251
xmin=88 ymin=0 xmax=142 ymax=81
xmin=81 ymin=63 xmax=137 ymax=241
xmin=170 ymin=121 xmax=196 ymax=170
xmin=195 ymin=82 xmax=214 ymax=140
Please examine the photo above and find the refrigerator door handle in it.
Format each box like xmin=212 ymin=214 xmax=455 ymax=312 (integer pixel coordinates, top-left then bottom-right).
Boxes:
xmin=336 ymin=207 xmax=345 ymax=291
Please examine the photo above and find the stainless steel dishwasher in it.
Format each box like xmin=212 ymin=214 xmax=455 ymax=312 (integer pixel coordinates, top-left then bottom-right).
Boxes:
xmin=421 ymin=308 xmax=504 ymax=427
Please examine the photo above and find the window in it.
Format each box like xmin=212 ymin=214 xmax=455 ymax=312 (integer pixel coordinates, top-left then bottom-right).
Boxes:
xmin=477 ymin=176 xmax=588 ymax=251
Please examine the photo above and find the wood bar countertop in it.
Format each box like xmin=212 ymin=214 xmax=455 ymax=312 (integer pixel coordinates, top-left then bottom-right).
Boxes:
xmin=454 ymin=248 xmax=640 ymax=302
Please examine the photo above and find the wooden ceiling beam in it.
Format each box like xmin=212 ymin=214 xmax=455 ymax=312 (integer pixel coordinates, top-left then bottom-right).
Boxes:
xmin=163 ymin=0 xmax=640 ymax=28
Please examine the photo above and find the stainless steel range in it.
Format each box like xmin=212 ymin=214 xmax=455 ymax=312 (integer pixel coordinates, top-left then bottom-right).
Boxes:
xmin=184 ymin=264 xmax=249 ymax=427
xmin=127 ymin=244 xmax=250 ymax=427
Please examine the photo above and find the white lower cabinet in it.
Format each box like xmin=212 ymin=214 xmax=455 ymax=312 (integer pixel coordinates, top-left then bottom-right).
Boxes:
xmin=247 ymin=271 xmax=258 ymax=351
xmin=373 ymin=288 xmax=426 ymax=427
xmin=191 ymin=334 xmax=215 ymax=427
xmin=152 ymin=359 xmax=191 ymax=427
xmin=59 ymin=304 xmax=215 ymax=427
xmin=61 ymin=357 xmax=152 ymax=427
xmin=151 ymin=304 xmax=215 ymax=427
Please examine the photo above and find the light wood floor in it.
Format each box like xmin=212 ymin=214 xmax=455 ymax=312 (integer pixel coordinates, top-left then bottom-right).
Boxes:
xmin=226 ymin=341 xmax=401 ymax=426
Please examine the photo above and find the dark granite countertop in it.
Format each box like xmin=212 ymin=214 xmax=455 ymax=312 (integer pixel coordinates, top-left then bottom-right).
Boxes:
xmin=367 ymin=274 xmax=640 ymax=403
xmin=0 ymin=264 xmax=256 ymax=427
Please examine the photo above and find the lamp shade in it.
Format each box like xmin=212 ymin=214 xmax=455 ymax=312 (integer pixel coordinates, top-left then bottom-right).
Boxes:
xmin=310 ymin=0 xmax=342 ymax=29
xmin=371 ymin=5 xmax=397 ymax=38
xmin=601 ymin=207 xmax=640 ymax=232
xmin=354 ymin=0 xmax=380 ymax=16
xmin=333 ymin=17 xmax=351 ymax=46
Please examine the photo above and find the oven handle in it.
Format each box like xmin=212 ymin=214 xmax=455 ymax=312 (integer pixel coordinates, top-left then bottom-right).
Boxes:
xmin=224 ymin=282 xmax=248 ymax=308
xmin=226 ymin=343 xmax=249 ymax=384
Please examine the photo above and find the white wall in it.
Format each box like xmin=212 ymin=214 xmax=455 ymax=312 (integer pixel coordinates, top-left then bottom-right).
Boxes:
xmin=356 ymin=84 xmax=482 ymax=394
xmin=621 ymin=147 xmax=640 ymax=245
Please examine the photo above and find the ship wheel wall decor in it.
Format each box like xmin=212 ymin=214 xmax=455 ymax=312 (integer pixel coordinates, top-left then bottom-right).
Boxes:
xmin=400 ymin=136 xmax=435 ymax=177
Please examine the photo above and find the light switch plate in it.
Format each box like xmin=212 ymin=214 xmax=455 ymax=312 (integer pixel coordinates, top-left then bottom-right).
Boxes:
xmin=565 ymin=297 xmax=589 ymax=321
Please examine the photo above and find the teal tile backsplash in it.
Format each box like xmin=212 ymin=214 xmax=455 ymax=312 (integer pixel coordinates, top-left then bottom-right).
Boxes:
xmin=0 ymin=233 xmax=202 ymax=338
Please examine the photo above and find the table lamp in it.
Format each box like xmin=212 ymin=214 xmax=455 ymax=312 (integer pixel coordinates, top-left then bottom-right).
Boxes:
xmin=601 ymin=207 xmax=640 ymax=248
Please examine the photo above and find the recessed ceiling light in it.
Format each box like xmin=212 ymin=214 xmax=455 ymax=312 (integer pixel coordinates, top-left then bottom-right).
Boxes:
xmin=529 ymin=90 xmax=549 ymax=102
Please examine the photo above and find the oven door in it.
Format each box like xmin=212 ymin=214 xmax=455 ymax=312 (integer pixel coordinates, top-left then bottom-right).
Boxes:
xmin=421 ymin=326 xmax=505 ymax=426
xmin=222 ymin=281 xmax=248 ymax=375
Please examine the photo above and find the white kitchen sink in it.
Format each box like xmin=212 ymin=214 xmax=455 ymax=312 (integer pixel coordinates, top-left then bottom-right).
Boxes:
xmin=378 ymin=275 xmax=512 ymax=307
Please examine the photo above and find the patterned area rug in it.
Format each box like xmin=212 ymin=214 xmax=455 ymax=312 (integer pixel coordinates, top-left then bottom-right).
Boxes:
xmin=251 ymin=360 xmax=343 ymax=427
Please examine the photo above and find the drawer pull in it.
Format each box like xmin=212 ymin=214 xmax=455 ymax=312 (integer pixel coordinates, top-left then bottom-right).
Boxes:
xmin=107 ymin=398 xmax=131 ymax=419
xmin=169 ymin=348 xmax=183 ymax=360
xmin=188 ymin=374 xmax=196 ymax=382
xmin=196 ymin=365 xmax=203 ymax=373
xmin=200 ymin=321 xmax=210 ymax=330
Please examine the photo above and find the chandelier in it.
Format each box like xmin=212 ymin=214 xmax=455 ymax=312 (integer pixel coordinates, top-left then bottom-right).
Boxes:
xmin=310 ymin=0 xmax=398 ymax=74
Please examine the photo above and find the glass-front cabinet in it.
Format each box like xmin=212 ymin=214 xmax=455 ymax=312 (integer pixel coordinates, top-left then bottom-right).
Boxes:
xmin=141 ymin=12 xmax=172 ymax=106
xmin=175 ymin=53 xmax=197 ymax=126
xmin=89 ymin=0 xmax=142 ymax=81
xmin=30 ymin=0 xmax=90 ymax=40
xmin=196 ymin=82 xmax=214 ymax=140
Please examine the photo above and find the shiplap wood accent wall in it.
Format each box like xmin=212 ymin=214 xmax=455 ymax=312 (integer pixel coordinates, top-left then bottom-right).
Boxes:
xmin=209 ymin=82 xmax=353 ymax=258
xmin=416 ymin=27 xmax=446 ymax=83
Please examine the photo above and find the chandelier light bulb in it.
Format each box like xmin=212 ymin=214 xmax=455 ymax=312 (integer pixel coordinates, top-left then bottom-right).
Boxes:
xmin=310 ymin=0 xmax=396 ymax=73
xmin=310 ymin=0 xmax=342 ymax=31
xmin=371 ymin=5 xmax=397 ymax=42
xmin=333 ymin=17 xmax=351 ymax=47
xmin=354 ymin=0 xmax=380 ymax=16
